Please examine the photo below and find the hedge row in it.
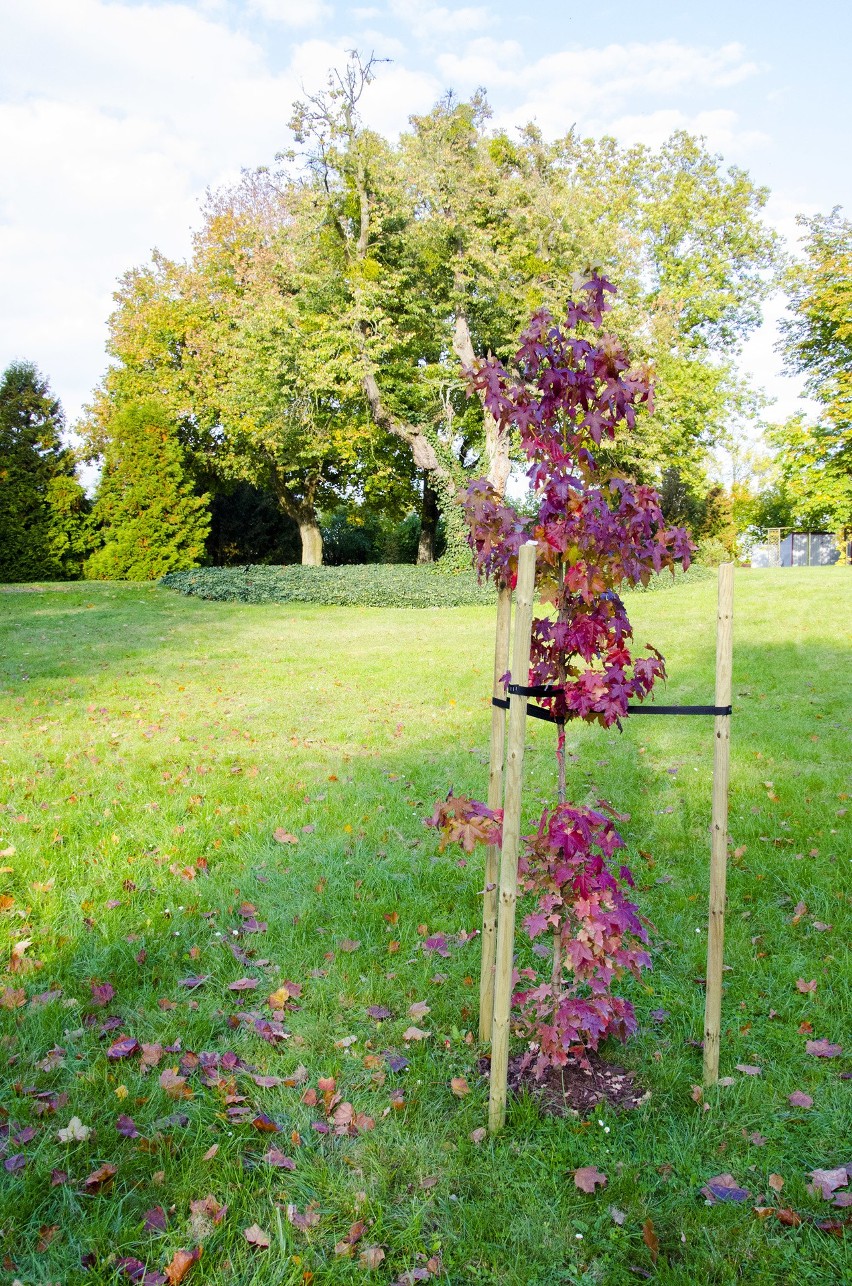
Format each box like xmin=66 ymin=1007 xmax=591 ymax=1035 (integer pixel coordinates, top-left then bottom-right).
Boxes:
xmin=160 ymin=564 xmax=495 ymax=607
xmin=161 ymin=561 xmax=715 ymax=608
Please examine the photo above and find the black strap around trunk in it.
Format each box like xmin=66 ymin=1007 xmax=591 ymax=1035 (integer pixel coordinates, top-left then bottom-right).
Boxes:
xmin=492 ymin=690 xmax=732 ymax=723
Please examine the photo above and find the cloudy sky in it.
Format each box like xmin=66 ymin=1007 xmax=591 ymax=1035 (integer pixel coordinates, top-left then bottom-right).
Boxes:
xmin=2 ymin=0 xmax=850 ymax=432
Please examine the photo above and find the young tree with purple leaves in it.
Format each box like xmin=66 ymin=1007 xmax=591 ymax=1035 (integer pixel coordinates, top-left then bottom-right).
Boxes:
xmin=430 ymin=275 xmax=693 ymax=1074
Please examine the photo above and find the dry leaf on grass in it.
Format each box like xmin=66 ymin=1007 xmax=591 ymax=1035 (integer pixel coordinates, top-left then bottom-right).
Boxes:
xmin=573 ymin=1166 xmax=607 ymax=1194
xmin=642 ymin=1218 xmax=659 ymax=1264
xmin=243 ymin=1223 xmax=270 ymax=1249
xmin=164 ymin=1246 xmax=202 ymax=1284
xmin=359 ymin=1245 xmax=385 ymax=1269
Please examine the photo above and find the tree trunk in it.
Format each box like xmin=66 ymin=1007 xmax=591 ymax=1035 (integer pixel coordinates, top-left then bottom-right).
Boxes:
xmin=417 ymin=478 xmax=439 ymax=564
xmin=270 ymin=468 xmax=323 ymax=566
xmin=452 ymin=308 xmax=512 ymax=495
xmin=347 ymin=139 xmax=469 ymax=567
xmin=299 ymin=519 xmax=323 ymax=566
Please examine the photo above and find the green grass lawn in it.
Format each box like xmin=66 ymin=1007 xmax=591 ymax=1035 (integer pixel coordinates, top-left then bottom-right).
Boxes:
xmin=0 ymin=571 xmax=849 ymax=1286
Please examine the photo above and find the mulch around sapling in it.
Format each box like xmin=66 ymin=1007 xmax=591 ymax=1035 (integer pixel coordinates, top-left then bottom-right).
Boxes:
xmin=478 ymin=1052 xmax=650 ymax=1118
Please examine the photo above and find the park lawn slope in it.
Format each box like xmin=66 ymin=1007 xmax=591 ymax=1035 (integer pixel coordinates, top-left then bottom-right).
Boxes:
xmin=0 ymin=570 xmax=849 ymax=1285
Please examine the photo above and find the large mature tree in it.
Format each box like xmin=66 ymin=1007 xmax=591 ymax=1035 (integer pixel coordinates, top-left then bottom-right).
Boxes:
xmin=775 ymin=209 xmax=852 ymax=529
xmin=85 ymin=169 xmax=418 ymax=565
xmin=0 ymin=361 xmax=90 ymax=582
xmin=86 ymin=56 xmax=778 ymax=565
xmin=85 ymin=400 xmax=210 ymax=580
xmin=284 ymin=57 xmax=777 ymax=557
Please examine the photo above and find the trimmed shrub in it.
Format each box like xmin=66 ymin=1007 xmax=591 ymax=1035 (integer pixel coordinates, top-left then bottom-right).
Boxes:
xmin=161 ymin=563 xmax=496 ymax=607
xmin=161 ymin=562 xmax=713 ymax=608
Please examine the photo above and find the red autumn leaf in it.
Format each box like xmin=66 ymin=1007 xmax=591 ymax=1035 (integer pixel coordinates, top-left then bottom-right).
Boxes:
xmin=143 ymin=1206 xmax=168 ymax=1232
xmin=806 ymin=1039 xmax=843 ymax=1058
xmin=163 ymin=1246 xmax=202 ymax=1284
xmin=273 ymin=829 xmax=298 ymax=845
xmin=264 ymin=1147 xmax=296 ymax=1169
xmin=140 ymin=1042 xmax=164 ymax=1069
xmin=366 ymin=1005 xmax=393 ymax=1020
xmin=808 ymin=1167 xmax=849 ymax=1199
xmin=701 ymin=1173 xmax=751 ymax=1203
xmin=788 ymin=1090 xmax=814 ymax=1108
xmin=228 ymin=977 xmax=258 ymax=992
xmin=84 ymin=1162 xmax=117 ymax=1191
xmin=287 ymin=1203 xmax=321 ymax=1229
xmin=735 ymin=1063 xmax=761 ymax=1076
xmin=116 ymin=1114 xmax=139 ymax=1137
xmin=252 ymin=1075 xmax=283 ymax=1088
xmin=159 ymin=1068 xmax=193 ymax=1100
xmin=338 ymin=938 xmax=361 ymax=952
xmin=795 ymin=979 xmax=817 ymax=993
xmin=776 ymin=1208 xmax=802 ymax=1227
xmin=450 ymin=1077 xmax=470 ymax=1097
xmin=359 ymin=1245 xmax=385 ymax=1269
xmin=252 ymin=1114 xmax=280 ymax=1133
xmin=574 ymin=1166 xmax=607 ymax=1194
xmin=90 ymin=981 xmax=115 ymax=1007
xmin=107 ymin=1036 xmax=140 ymax=1060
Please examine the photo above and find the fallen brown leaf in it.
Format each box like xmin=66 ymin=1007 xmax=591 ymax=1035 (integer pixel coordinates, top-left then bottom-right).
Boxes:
xmin=243 ymin=1223 xmax=270 ymax=1249
xmin=642 ymin=1218 xmax=659 ymax=1264
xmin=164 ymin=1246 xmax=202 ymax=1284
xmin=574 ymin=1166 xmax=607 ymax=1194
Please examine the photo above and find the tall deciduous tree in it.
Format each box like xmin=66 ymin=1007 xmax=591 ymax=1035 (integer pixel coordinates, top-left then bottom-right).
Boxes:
xmin=85 ymin=400 xmax=210 ymax=580
xmin=86 ymin=56 xmax=779 ymax=565
xmin=0 ymin=361 xmax=90 ymax=582
xmin=776 ymin=209 xmax=852 ymax=529
xmin=285 ymin=57 xmax=777 ymax=555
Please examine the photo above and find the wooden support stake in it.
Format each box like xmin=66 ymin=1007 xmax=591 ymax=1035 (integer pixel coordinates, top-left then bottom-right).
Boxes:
xmin=488 ymin=541 xmax=537 ymax=1133
xmin=703 ymin=562 xmax=734 ymax=1087
xmin=479 ymin=582 xmax=512 ymax=1042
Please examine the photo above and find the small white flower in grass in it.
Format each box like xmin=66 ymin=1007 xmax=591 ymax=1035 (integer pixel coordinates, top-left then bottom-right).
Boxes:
xmin=575 ymin=1233 xmax=583 ymax=1240
xmin=604 ymin=1126 xmax=610 ymax=1134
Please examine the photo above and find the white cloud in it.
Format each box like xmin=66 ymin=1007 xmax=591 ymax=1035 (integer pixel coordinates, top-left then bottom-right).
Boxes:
xmin=601 ymin=108 xmax=768 ymax=154
xmin=248 ymin=0 xmax=332 ymax=26
xmin=441 ymin=39 xmax=761 ymax=142
xmin=0 ymin=4 xmax=364 ymax=422
xmin=0 ymin=1 xmax=806 ymax=435
xmin=389 ymin=0 xmax=489 ymax=41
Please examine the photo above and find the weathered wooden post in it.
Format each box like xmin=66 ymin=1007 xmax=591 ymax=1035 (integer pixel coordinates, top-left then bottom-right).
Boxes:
xmin=479 ymin=583 xmax=512 ymax=1042
xmin=702 ymin=562 xmax=734 ymax=1086
xmin=488 ymin=541 xmax=537 ymax=1133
